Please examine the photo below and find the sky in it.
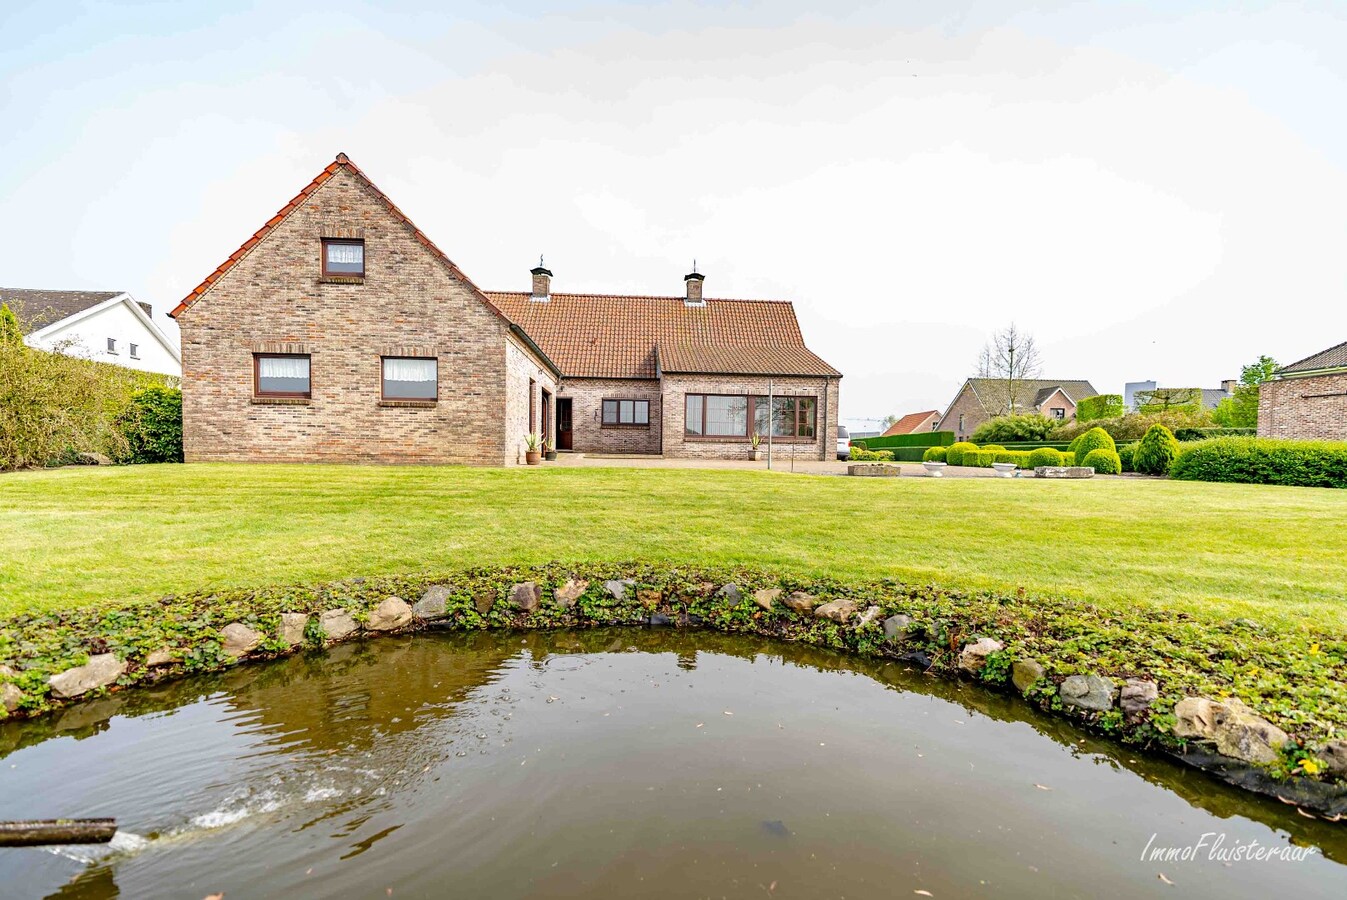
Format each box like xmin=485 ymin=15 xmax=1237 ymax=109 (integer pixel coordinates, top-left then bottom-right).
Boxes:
xmin=3 ymin=1 xmax=1345 ymax=430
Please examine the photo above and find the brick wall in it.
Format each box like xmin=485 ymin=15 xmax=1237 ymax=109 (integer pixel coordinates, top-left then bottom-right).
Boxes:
xmin=504 ymin=336 xmax=559 ymax=464
xmin=660 ymin=374 xmax=838 ymax=460
xmin=1258 ymin=373 xmax=1347 ymax=440
xmin=177 ymin=167 xmax=515 ymax=465
xmin=558 ymin=377 xmax=663 ymax=454
xmin=938 ymin=384 xmax=982 ymax=441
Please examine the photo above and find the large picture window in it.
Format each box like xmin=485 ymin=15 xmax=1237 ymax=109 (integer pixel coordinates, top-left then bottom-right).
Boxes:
xmin=684 ymin=394 xmax=816 ymax=439
xmin=382 ymin=357 xmax=437 ymax=400
xmin=255 ymin=354 xmax=311 ymax=398
xmin=322 ymin=239 xmax=365 ymax=277
xmin=602 ymin=399 xmax=650 ymax=426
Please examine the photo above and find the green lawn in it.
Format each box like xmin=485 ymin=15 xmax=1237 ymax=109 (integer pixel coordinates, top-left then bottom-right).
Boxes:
xmin=2 ymin=463 xmax=1346 ymax=630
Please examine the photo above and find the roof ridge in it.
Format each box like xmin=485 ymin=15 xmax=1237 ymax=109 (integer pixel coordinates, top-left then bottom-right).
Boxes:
xmin=483 ymin=290 xmax=795 ymax=305
xmin=1280 ymin=338 xmax=1347 ymax=373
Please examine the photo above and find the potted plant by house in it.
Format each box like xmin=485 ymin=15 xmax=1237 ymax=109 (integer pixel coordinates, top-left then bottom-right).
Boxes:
xmin=524 ymin=433 xmax=542 ymax=466
xmin=543 ymin=435 xmax=557 ymax=462
xmin=750 ymin=431 xmax=763 ymax=462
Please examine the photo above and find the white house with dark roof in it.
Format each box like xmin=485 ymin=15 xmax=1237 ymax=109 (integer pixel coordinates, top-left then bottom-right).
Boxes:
xmin=2 ymin=288 xmax=181 ymax=377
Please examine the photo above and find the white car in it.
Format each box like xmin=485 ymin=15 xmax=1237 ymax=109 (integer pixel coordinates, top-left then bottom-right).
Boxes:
xmin=837 ymin=426 xmax=851 ymax=460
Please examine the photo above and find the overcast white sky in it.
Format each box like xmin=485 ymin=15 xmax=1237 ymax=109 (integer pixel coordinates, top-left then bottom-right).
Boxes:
xmin=3 ymin=1 xmax=1345 ymax=428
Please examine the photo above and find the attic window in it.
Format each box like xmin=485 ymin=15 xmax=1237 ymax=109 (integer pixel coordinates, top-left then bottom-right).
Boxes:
xmin=130 ymin=343 xmax=140 ymax=359
xmin=322 ymin=239 xmax=364 ymax=278
xmin=107 ymin=338 xmax=117 ymax=354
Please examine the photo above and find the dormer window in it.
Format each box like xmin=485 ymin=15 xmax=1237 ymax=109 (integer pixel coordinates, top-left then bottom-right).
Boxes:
xmin=322 ymin=239 xmax=365 ymax=278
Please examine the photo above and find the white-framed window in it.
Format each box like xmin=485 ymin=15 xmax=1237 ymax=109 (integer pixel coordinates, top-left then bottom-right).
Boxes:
xmin=107 ymin=338 xmax=117 ymax=354
xmin=129 ymin=343 xmax=140 ymax=359
xmin=1050 ymin=407 xmax=1066 ymax=420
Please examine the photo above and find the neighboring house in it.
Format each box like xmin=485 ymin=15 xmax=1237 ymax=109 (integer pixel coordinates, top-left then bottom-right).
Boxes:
xmin=936 ymin=378 xmax=1098 ymax=441
xmin=170 ymin=154 xmax=841 ymax=466
xmin=2 ymin=288 xmax=181 ymax=377
xmin=1125 ymin=379 xmax=1236 ymax=411
xmin=881 ymin=410 xmax=940 ymax=436
xmin=1258 ymin=341 xmax=1347 ymax=440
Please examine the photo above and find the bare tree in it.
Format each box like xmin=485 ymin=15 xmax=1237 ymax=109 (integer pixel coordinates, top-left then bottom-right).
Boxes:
xmin=974 ymin=323 xmax=1043 ymax=416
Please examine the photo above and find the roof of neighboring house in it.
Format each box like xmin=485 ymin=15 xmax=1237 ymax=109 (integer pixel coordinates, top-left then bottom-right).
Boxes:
xmin=1201 ymin=389 xmax=1230 ymax=409
xmin=966 ymin=378 xmax=1099 ymax=410
xmin=882 ymin=410 xmax=940 ymax=436
xmin=1 ymin=288 xmax=124 ymax=333
xmin=1279 ymin=340 xmax=1347 ymax=375
xmin=485 ymin=292 xmax=841 ymax=380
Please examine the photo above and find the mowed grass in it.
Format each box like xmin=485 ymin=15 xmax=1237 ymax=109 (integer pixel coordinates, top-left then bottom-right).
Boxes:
xmin=2 ymin=463 xmax=1346 ymax=630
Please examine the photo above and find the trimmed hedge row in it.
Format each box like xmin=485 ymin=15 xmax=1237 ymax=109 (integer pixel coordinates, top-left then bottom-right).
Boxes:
xmin=1076 ymin=394 xmax=1124 ymax=422
xmin=849 ymin=446 xmax=895 ymax=462
xmin=852 ymin=430 xmax=955 ymax=450
xmin=1171 ymin=437 xmax=1347 ymax=488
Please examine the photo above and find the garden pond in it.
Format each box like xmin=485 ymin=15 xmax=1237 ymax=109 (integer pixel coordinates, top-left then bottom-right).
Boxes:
xmin=1 ymin=629 xmax=1343 ymax=898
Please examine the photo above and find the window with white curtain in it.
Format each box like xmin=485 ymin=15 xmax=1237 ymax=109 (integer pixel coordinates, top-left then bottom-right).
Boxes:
xmin=255 ymin=354 xmax=311 ymax=397
xmin=382 ymin=357 xmax=438 ymax=400
xmin=323 ymin=239 xmax=365 ymax=277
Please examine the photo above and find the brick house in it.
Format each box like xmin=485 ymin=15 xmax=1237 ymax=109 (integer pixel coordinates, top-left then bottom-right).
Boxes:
xmin=171 ymin=154 xmax=841 ymax=465
xmin=1258 ymin=341 xmax=1347 ymax=440
xmin=881 ymin=410 xmax=940 ymax=436
xmin=936 ymin=378 xmax=1098 ymax=441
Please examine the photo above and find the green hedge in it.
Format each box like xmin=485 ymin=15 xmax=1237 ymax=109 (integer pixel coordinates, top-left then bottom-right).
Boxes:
xmin=945 ymin=441 xmax=978 ymax=466
xmin=116 ymin=386 xmax=183 ymax=464
xmin=853 ymin=430 xmax=954 ymax=450
xmin=849 ymin=446 xmax=895 ymax=462
xmin=996 ymin=441 xmax=1073 ymax=452
xmin=1076 ymin=394 xmax=1124 ymax=422
xmin=922 ymin=446 xmax=947 ymax=463
xmin=1173 ymin=427 xmax=1257 ymax=441
xmin=1082 ymin=448 xmax=1122 ymax=474
xmin=1170 ymin=438 xmax=1347 ymax=488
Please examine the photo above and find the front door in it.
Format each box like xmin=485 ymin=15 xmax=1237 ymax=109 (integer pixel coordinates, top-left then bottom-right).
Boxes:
xmin=541 ymin=390 xmax=552 ymax=449
xmin=556 ymin=398 xmax=573 ymax=450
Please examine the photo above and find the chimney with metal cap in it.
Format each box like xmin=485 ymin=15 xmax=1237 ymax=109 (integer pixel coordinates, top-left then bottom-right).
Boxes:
xmin=684 ymin=262 xmax=705 ymax=306
xmin=530 ymin=256 xmax=552 ymax=302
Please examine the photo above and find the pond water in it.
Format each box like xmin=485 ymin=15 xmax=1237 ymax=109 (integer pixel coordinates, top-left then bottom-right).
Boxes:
xmin=1 ymin=629 xmax=1343 ymax=899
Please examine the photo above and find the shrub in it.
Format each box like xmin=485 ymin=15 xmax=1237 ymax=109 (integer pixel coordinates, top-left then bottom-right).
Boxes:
xmin=849 ymin=446 xmax=895 ymax=462
xmin=1082 ymin=448 xmax=1122 ymax=474
xmin=979 ymin=444 xmax=1007 ymax=454
xmin=117 ymin=386 xmax=184 ymax=464
xmin=922 ymin=446 xmax=947 ymax=462
xmin=1133 ymin=424 xmax=1180 ymax=476
xmin=964 ymin=450 xmax=997 ymax=467
xmin=1051 ymin=410 xmax=1213 ymax=444
xmin=970 ymin=414 xmax=1057 ymax=443
xmin=1068 ymin=427 xmax=1116 ymax=464
xmin=946 ymin=442 xmax=978 ymax=466
xmin=1076 ymin=394 xmax=1124 ymax=422
xmin=1117 ymin=442 xmax=1138 ymax=473
xmin=1170 ymin=438 xmax=1347 ymax=488
xmin=1028 ymin=447 xmax=1063 ymax=468
xmin=1062 ymin=452 xmax=1075 ymax=465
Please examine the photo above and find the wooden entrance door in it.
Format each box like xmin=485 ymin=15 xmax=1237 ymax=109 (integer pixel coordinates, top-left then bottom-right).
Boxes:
xmin=541 ymin=390 xmax=552 ymax=449
xmin=556 ymin=398 xmax=573 ymax=450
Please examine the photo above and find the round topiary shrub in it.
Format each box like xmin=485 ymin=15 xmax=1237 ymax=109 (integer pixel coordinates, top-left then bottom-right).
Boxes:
xmin=923 ymin=446 xmax=947 ymax=462
xmin=1082 ymin=448 xmax=1122 ymax=474
xmin=979 ymin=444 xmax=1007 ymax=454
xmin=1133 ymin=424 xmax=1180 ymax=475
xmin=1027 ymin=447 xmax=1063 ymax=468
xmin=1069 ymin=427 xmax=1116 ymax=464
xmin=946 ymin=442 xmax=978 ymax=466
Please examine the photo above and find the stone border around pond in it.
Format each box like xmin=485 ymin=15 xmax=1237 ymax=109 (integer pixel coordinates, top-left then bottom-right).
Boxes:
xmin=1 ymin=565 xmax=1344 ymax=820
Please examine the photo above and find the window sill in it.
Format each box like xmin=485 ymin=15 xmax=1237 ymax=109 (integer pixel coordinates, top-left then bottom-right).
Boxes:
xmin=251 ymin=397 xmax=311 ymax=406
xmin=683 ymin=435 xmax=816 ymax=443
xmin=378 ymin=399 xmax=437 ymax=408
xmin=319 ymin=275 xmax=365 ymax=285
xmin=601 ymin=423 xmax=651 ymax=429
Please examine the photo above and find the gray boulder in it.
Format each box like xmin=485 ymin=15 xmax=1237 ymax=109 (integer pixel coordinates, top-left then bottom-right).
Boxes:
xmin=1120 ymin=679 xmax=1158 ymax=718
xmin=1011 ymin=659 xmax=1045 ymax=693
xmin=319 ymin=609 xmax=358 ymax=642
xmin=1319 ymin=740 xmax=1347 ymax=778
xmin=856 ymin=606 xmax=882 ymax=628
xmin=1060 ymin=674 xmax=1117 ymax=712
xmin=280 ymin=612 xmax=309 ymax=645
xmin=49 ymin=653 xmax=126 ymax=699
xmin=508 ymin=582 xmax=542 ymax=612
xmin=1 ymin=682 xmax=21 ymax=712
xmin=883 ymin=614 xmax=914 ymax=642
xmin=753 ymin=588 xmax=782 ymax=611
xmin=414 ymin=585 xmax=452 ymax=619
xmin=474 ymin=590 xmax=496 ymax=615
xmin=783 ymin=591 xmax=820 ymax=612
xmin=958 ymin=638 xmax=1004 ymax=675
xmin=367 ymin=596 xmax=413 ymax=631
xmin=1211 ymin=699 xmax=1288 ymax=764
xmin=604 ymin=579 xmax=635 ymax=602
xmin=1173 ymin=697 xmax=1218 ymax=739
xmin=815 ymin=599 xmax=860 ymax=623
xmin=221 ymin=622 xmax=263 ymax=658
xmin=555 ymin=578 xmax=589 ymax=607
xmin=144 ymin=647 xmax=175 ymax=667
xmin=715 ymin=584 xmax=743 ymax=605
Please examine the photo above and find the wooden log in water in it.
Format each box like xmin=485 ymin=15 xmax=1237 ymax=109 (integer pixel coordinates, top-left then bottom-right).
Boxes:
xmin=0 ymin=819 xmax=117 ymax=846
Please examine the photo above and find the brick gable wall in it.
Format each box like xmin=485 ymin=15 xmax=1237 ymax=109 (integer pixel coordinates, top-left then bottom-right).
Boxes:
xmin=177 ymin=167 xmax=517 ymax=465
xmin=1258 ymin=373 xmax=1347 ymax=440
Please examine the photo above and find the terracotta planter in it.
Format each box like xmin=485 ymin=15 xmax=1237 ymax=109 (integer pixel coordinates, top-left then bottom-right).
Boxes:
xmin=525 ymin=451 xmax=541 ymax=465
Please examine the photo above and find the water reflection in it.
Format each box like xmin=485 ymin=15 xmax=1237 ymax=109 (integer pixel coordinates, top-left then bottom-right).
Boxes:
xmin=1 ymin=629 xmax=1343 ymax=899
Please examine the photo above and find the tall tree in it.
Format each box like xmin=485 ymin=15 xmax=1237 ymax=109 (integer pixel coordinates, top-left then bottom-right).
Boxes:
xmin=1213 ymin=355 xmax=1279 ymax=428
xmin=974 ymin=322 xmax=1043 ymax=416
